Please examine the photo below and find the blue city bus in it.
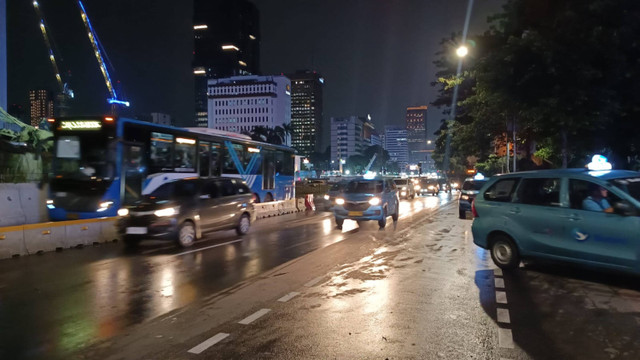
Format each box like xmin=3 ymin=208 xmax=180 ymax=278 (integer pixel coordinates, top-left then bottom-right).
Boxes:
xmin=47 ymin=116 xmax=295 ymax=220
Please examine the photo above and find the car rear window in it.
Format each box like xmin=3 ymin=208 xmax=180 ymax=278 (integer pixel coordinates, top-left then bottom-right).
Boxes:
xmin=484 ymin=178 xmax=519 ymax=202
xmin=462 ymin=180 xmax=487 ymax=191
xmin=346 ymin=180 xmax=383 ymax=194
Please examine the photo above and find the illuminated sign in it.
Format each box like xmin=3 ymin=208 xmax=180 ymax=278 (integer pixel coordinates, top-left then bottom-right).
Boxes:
xmin=59 ymin=121 xmax=102 ymax=130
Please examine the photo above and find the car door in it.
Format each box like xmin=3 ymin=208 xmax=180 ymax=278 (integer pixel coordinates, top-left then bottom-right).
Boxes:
xmin=198 ymin=180 xmax=224 ymax=231
xmin=214 ymin=179 xmax=242 ymax=228
xmin=560 ymin=178 xmax=640 ymax=269
xmin=510 ymin=177 xmax=567 ymax=257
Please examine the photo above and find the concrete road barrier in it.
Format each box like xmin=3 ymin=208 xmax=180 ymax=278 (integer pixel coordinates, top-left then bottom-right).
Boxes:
xmin=0 ymin=217 xmax=118 ymax=260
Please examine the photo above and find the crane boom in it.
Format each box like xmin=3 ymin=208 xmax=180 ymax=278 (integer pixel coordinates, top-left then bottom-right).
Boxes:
xmin=32 ymin=1 xmax=64 ymax=94
xmin=77 ymin=0 xmax=128 ymax=107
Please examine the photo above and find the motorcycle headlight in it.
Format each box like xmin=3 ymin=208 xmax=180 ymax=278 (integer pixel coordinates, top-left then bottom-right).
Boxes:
xmin=335 ymin=198 xmax=345 ymax=205
xmin=117 ymin=208 xmax=129 ymax=217
xmin=154 ymin=207 xmax=177 ymax=217
xmin=324 ymin=194 xmax=330 ymax=200
xmin=369 ymin=197 xmax=381 ymax=206
xmin=461 ymin=195 xmax=470 ymax=200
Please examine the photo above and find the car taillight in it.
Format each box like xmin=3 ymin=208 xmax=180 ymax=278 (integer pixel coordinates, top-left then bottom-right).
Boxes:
xmin=471 ymin=199 xmax=479 ymax=218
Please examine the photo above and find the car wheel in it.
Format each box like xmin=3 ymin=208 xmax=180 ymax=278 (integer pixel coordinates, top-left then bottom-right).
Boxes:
xmin=177 ymin=221 xmax=196 ymax=248
xmin=459 ymin=209 xmax=466 ymax=219
xmin=378 ymin=208 xmax=387 ymax=229
xmin=236 ymin=213 xmax=251 ymax=235
xmin=335 ymin=217 xmax=344 ymax=230
xmin=490 ymin=234 xmax=520 ymax=270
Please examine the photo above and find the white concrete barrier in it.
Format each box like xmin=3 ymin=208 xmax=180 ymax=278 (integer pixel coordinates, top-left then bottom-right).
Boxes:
xmin=23 ymin=223 xmax=65 ymax=254
xmin=0 ymin=225 xmax=27 ymax=258
xmin=17 ymin=183 xmax=47 ymax=224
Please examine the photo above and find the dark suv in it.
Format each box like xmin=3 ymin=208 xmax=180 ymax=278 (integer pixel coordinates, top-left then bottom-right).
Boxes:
xmin=117 ymin=177 xmax=255 ymax=247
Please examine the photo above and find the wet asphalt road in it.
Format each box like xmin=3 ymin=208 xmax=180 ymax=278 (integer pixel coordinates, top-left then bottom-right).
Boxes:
xmin=2 ymin=193 xmax=640 ymax=359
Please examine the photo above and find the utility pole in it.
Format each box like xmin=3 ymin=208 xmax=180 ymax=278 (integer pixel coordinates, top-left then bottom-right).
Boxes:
xmin=512 ymin=117 xmax=517 ymax=172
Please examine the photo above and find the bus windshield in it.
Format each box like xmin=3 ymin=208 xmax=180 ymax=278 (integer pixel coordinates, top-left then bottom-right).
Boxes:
xmin=54 ymin=133 xmax=116 ymax=180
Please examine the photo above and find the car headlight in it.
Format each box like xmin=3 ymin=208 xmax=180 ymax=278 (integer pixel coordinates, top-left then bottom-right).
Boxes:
xmin=402 ymin=186 xmax=407 ymax=190
xmin=335 ymin=198 xmax=345 ymax=205
xmin=401 ymin=191 xmax=407 ymax=196
xmin=154 ymin=207 xmax=177 ymax=217
xmin=117 ymin=208 xmax=129 ymax=217
xmin=452 ymin=183 xmax=459 ymax=188
xmin=428 ymin=185 xmax=435 ymax=190
xmin=414 ymin=185 xmax=421 ymax=190
xmin=461 ymin=195 xmax=469 ymax=200
xmin=324 ymin=194 xmax=330 ymax=201
xmin=369 ymin=197 xmax=381 ymax=206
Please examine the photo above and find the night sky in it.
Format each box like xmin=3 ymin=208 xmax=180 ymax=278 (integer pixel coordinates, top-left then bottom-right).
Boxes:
xmin=7 ymin=0 xmax=504 ymax=134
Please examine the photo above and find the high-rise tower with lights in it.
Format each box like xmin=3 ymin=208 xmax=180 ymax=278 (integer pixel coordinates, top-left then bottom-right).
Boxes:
xmin=288 ymin=70 xmax=324 ymax=157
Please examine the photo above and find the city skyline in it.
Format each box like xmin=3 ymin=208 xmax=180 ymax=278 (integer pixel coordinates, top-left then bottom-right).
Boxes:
xmin=5 ymin=0 xmax=504 ymax=130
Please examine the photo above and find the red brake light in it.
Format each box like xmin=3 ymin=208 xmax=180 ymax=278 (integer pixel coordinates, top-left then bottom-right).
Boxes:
xmin=471 ymin=199 xmax=479 ymax=218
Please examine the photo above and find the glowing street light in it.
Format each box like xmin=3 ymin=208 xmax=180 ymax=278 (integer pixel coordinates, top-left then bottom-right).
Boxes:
xmin=456 ymin=45 xmax=469 ymax=58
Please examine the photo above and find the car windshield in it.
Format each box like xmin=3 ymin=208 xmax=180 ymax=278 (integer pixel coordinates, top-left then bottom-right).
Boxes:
xmin=463 ymin=180 xmax=488 ymax=191
xmin=345 ymin=180 xmax=383 ymax=194
xmin=147 ymin=181 xmax=199 ymax=201
xmin=330 ymin=182 xmax=348 ymax=191
xmin=610 ymin=177 xmax=640 ymax=202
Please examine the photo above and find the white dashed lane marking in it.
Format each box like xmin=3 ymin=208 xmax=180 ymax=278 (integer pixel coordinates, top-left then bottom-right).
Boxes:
xmin=238 ymin=309 xmax=271 ymax=325
xmin=175 ymin=239 xmax=243 ymax=257
xmin=494 ymin=277 xmax=505 ymax=288
xmin=498 ymin=328 xmax=514 ymax=349
xmin=187 ymin=333 xmax=230 ymax=354
xmin=496 ymin=291 xmax=508 ymax=304
xmin=277 ymin=292 xmax=300 ymax=303
xmin=497 ymin=308 xmax=511 ymax=324
xmin=304 ymin=276 xmax=323 ymax=287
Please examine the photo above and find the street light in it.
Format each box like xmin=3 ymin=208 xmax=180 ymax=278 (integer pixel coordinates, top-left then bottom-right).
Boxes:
xmin=456 ymin=45 xmax=469 ymax=58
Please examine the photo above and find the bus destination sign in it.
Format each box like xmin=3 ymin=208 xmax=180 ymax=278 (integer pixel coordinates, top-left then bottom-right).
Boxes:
xmin=60 ymin=121 xmax=102 ymax=130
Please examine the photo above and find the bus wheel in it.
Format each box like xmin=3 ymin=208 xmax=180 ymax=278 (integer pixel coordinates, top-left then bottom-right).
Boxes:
xmin=264 ymin=193 xmax=274 ymax=202
xmin=177 ymin=221 xmax=196 ymax=248
xmin=253 ymin=193 xmax=261 ymax=203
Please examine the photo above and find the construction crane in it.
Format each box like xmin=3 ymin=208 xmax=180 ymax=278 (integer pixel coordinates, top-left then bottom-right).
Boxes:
xmin=76 ymin=0 xmax=130 ymax=110
xmin=32 ymin=0 xmax=74 ymax=116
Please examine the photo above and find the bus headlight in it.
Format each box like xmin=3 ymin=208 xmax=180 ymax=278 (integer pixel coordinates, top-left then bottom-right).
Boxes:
xmin=117 ymin=208 xmax=129 ymax=217
xmin=154 ymin=207 xmax=178 ymax=217
xmin=335 ymin=198 xmax=345 ymax=205
xmin=46 ymin=199 xmax=55 ymax=209
xmin=368 ymin=197 xmax=381 ymax=206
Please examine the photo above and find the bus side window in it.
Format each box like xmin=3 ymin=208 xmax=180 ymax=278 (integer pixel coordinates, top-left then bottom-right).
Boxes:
xmin=150 ymin=132 xmax=173 ymax=171
xmin=174 ymin=137 xmax=196 ymax=171
xmin=211 ymin=142 xmax=221 ymax=176
xmin=199 ymin=142 xmax=210 ymax=177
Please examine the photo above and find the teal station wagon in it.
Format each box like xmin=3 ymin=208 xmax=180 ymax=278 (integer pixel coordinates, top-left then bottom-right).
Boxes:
xmin=472 ymin=165 xmax=640 ymax=274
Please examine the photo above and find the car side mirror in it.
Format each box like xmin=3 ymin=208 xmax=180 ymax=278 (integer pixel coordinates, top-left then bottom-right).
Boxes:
xmin=613 ymin=200 xmax=636 ymax=216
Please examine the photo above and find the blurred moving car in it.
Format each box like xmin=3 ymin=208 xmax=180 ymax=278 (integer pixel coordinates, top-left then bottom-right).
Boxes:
xmin=394 ymin=178 xmax=416 ymax=199
xmin=117 ymin=177 xmax=255 ymax=248
xmin=418 ymin=178 xmax=440 ymax=196
xmin=320 ymin=180 xmax=349 ymax=211
xmin=458 ymin=174 xmax=489 ymax=218
xmin=333 ymin=178 xmax=399 ymax=229
xmin=472 ymin=164 xmax=640 ymax=274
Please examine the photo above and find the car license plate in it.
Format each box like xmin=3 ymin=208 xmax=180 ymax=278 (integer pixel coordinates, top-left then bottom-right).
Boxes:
xmin=126 ymin=227 xmax=147 ymax=235
xmin=348 ymin=211 xmax=363 ymax=216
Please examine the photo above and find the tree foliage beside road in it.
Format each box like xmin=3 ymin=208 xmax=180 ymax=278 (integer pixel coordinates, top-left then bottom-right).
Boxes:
xmin=432 ymin=0 xmax=640 ymax=173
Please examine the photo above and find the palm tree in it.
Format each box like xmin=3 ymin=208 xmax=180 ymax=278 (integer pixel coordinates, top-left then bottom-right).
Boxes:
xmin=281 ymin=122 xmax=293 ymax=145
xmin=267 ymin=126 xmax=285 ymax=145
xmin=247 ymin=126 xmax=269 ymax=142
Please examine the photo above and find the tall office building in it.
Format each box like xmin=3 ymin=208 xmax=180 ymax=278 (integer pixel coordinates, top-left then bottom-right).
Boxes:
xmin=151 ymin=113 xmax=172 ymax=126
xmin=384 ymin=126 xmax=409 ymax=170
xmin=0 ymin=0 xmax=6 ymax=110
xmin=288 ymin=70 xmax=324 ymax=157
xmin=29 ymin=90 xmax=54 ymax=127
xmin=207 ymin=75 xmax=291 ymax=143
xmin=406 ymin=105 xmax=428 ymax=164
xmin=193 ymin=0 xmax=260 ymax=127
xmin=330 ymin=116 xmax=375 ymax=168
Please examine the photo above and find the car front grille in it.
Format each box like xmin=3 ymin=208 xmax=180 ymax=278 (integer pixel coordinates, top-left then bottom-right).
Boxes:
xmin=344 ymin=202 xmax=370 ymax=211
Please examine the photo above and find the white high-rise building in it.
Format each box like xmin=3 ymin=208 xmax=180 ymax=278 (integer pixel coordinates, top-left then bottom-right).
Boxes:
xmin=330 ymin=115 xmax=374 ymax=168
xmin=384 ymin=126 xmax=409 ymax=170
xmin=207 ymin=75 xmax=291 ymax=144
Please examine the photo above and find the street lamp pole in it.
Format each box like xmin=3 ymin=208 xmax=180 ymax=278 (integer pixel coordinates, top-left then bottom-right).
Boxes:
xmin=442 ymin=0 xmax=475 ymax=175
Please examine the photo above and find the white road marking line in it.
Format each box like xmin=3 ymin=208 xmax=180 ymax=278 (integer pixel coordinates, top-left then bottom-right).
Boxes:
xmin=277 ymin=292 xmax=300 ymax=303
xmin=494 ymin=277 xmax=505 ymax=289
xmin=187 ymin=332 xmax=230 ymax=354
xmin=497 ymin=308 xmax=511 ymax=324
xmin=494 ymin=268 xmax=503 ymax=276
xmin=238 ymin=309 xmax=271 ymax=325
xmin=175 ymin=239 xmax=242 ymax=256
xmin=498 ymin=328 xmax=514 ymax=349
xmin=496 ymin=291 xmax=508 ymax=304
xmin=304 ymin=276 xmax=323 ymax=287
